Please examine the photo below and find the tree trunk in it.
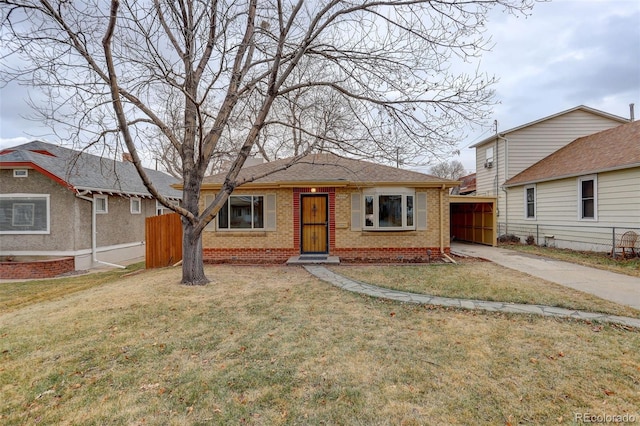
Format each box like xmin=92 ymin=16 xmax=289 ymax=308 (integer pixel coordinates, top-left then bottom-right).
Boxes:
xmin=181 ymin=218 xmax=209 ymax=285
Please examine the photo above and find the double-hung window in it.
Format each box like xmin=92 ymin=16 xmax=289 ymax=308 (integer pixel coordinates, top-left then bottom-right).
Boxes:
xmin=94 ymin=195 xmax=108 ymax=214
xmin=0 ymin=194 xmax=50 ymax=234
xmin=130 ymin=198 xmax=141 ymax=214
xmin=218 ymin=195 xmax=264 ymax=229
xmin=363 ymin=189 xmax=415 ymax=230
xmin=524 ymin=185 xmax=536 ymax=219
xmin=578 ymin=175 xmax=597 ymax=220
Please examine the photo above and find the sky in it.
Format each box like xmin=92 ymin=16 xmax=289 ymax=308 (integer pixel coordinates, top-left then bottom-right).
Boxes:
xmin=1 ymin=0 xmax=639 ymax=174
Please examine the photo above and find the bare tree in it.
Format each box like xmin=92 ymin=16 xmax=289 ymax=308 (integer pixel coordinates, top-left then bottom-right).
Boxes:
xmin=1 ymin=0 xmax=533 ymax=284
xmin=429 ymin=160 xmax=467 ymax=181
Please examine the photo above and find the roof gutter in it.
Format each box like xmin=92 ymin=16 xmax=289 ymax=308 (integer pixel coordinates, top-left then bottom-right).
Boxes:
xmin=503 ymin=162 xmax=640 ymax=188
xmin=74 ymin=186 xmax=180 ymax=200
xmin=75 ymin=190 xmax=126 ymax=269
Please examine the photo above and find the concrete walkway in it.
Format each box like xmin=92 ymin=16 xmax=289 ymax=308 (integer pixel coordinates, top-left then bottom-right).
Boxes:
xmin=451 ymin=242 xmax=640 ymax=310
xmin=304 ymin=265 xmax=640 ymax=329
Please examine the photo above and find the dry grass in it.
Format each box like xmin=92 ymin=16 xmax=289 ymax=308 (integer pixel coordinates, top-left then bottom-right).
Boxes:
xmin=1 ymin=265 xmax=639 ymax=425
xmin=0 ymin=262 xmax=145 ymax=313
xmin=331 ymin=261 xmax=640 ymax=318
xmin=502 ymin=244 xmax=640 ymax=278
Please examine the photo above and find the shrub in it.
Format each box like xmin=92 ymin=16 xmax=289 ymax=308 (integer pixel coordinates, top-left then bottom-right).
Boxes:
xmin=498 ymin=234 xmax=521 ymax=244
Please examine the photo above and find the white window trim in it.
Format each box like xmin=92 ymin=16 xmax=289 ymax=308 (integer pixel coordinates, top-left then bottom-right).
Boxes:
xmin=13 ymin=169 xmax=28 ymax=177
xmin=94 ymin=195 xmax=108 ymax=214
xmin=157 ymin=199 xmax=180 ymax=215
xmin=524 ymin=184 xmax=536 ymax=220
xmin=577 ymin=175 xmax=598 ymax=221
xmin=217 ymin=194 xmax=266 ymax=231
xmin=0 ymin=193 xmax=50 ymax=235
xmin=485 ymin=146 xmax=494 ymax=161
xmin=362 ymin=188 xmax=416 ymax=231
xmin=130 ymin=197 xmax=141 ymax=214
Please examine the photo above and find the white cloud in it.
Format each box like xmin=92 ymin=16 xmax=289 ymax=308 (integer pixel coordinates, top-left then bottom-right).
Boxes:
xmin=0 ymin=137 xmax=31 ymax=150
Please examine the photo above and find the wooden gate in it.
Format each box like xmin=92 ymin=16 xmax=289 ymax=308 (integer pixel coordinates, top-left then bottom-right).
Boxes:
xmin=145 ymin=213 xmax=183 ymax=268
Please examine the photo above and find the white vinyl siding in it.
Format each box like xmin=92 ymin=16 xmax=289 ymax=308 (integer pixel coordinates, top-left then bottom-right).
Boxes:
xmin=505 ymin=110 xmax=624 ymax=181
xmin=504 ymin=168 xmax=640 ymax=251
xmin=475 ymin=140 xmax=502 ymax=197
xmin=597 ymin=169 xmax=640 ymax=224
xmin=476 ymin=109 xmax=625 ymax=232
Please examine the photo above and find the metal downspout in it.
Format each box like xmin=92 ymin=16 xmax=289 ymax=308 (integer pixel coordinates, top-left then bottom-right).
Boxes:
xmin=497 ymin=134 xmax=509 ymax=234
xmin=75 ymin=191 xmax=126 ymax=269
xmin=440 ymin=185 xmax=444 ymax=253
xmin=439 ymin=184 xmax=456 ymax=264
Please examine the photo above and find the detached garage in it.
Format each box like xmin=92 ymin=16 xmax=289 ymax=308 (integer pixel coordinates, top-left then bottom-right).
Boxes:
xmin=450 ymin=196 xmax=497 ymax=246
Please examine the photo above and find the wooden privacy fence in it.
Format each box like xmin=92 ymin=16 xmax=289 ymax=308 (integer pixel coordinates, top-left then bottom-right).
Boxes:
xmin=145 ymin=213 xmax=182 ymax=268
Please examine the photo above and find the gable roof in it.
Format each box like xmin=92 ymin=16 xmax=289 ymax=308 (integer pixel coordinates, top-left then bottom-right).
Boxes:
xmin=0 ymin=140 xmax=182 ymax=199
xmin=504 ymin=120 xmax=640 ymax=187
xmin=470 ymin=105 xmax=629 ymax=148
xmin=201 ymin=153 xmax=456 ymax=189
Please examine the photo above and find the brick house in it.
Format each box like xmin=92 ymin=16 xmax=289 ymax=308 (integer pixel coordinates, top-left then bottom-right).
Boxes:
xmin=198 ymin=153 xmax=458 ymax=263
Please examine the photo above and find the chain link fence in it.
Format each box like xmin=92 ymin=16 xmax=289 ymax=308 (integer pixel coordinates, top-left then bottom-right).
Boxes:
xmin=497 ymin=222 xmax=640 ymax=258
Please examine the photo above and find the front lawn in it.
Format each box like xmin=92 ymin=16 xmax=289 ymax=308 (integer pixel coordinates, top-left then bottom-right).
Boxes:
xmin=1 ymin=265 xmax=638 ymax=425
xmin=331 ymin=261 xmax=640 ymax=318
xmin=501 ymin=244 xmax=640 ymax=278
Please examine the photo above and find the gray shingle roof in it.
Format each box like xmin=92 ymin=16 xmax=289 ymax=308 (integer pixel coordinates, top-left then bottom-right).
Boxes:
xmin=202 ymin=153 xmax=456 ymax=188
xmin=0 ymin=141 xmax=182 ymax=199
xmin=504 ymin=120 xmax=640 ymax=187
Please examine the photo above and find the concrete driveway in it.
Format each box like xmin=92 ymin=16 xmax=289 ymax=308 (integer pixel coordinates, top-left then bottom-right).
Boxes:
xmin=451 ymin=242 xmax=640 ymax=311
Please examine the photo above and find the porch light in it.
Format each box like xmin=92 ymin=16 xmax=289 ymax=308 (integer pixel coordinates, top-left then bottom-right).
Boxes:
xmin=311 ymin=188 xmax=316 ymax=193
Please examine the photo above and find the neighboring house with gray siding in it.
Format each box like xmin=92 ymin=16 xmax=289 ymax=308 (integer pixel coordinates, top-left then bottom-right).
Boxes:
xmin=470 ymin=105 xmax=629 ymax=233
xmin=503 ymin=120 xmax=640 ymax=252
xmin=0 ymin=141 xmax=181 ymax=270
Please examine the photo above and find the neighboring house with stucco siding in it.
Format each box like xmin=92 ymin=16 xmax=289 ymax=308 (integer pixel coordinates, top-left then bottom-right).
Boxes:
xmin=195 ymin=153 xmax=458 ymax=263
xmin=0 ymin=141 xmax=181 ymax=270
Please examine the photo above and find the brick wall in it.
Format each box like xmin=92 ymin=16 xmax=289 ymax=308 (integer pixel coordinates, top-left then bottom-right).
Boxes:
xmin=335 ymin=247 xmax=448 ymax=263
xmin=200 ymin=186 xmax=451 ymax=264
xmin=0 ymin=257 xmax=75 ymax=279
xmin=203 ymin=248 xmax=298 ymax=264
